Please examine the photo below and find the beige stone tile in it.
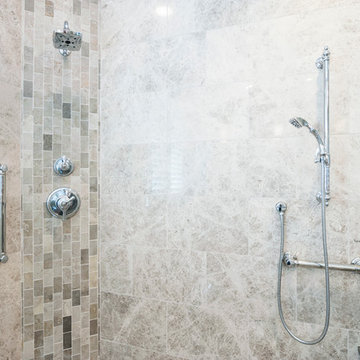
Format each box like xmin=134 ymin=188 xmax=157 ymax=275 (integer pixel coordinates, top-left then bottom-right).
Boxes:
xmin=100 ymin=143 xmax=168 ymax=196
xmin=133 ymin=247 xmax=206 ymax=304
xmin=0 ymin=252 xmax=21 ymax=358
xmin=101 ymin=292 xmax=166 ymax=352
xmin=167 ymin=193 xmax=248 ymax=254
xmin=348 ymin=331 xmax=360 ymax=360
xmin=167 ymin=302 xmax=248 ymax=359
xmin=100 ymin=340 xmax=132 ymax=360
xmin=297 ymin=268 xmax=360 ymax=331
xmin=101 ymin=90 xmax=167 ymax=145
xmin=101 ymin=194 xmax=167 ymax=247
xmin=101 ymin=244 xmax=132 ymax=295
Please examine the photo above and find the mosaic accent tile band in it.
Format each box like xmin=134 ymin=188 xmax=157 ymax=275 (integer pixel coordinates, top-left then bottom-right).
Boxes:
xmin=22 ymin=0 xmax=99 ymax=359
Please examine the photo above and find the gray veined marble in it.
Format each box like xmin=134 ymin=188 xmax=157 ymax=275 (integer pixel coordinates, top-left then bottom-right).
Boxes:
xmin=97 ymin=0 xmax=360 ymax=359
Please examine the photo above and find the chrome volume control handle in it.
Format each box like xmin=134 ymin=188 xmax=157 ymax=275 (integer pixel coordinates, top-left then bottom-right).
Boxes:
xmin=47 ymin=188 xmax=80 ymax=220
xmin=53 ymin=156 xmax=74 ymax=176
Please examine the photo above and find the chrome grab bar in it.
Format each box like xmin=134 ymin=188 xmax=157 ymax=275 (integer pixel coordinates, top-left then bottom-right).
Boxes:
xmin=283 ymin=252 xmax=360 ymax=272
xmin=0 ymin=165 xmax=8 ymax=263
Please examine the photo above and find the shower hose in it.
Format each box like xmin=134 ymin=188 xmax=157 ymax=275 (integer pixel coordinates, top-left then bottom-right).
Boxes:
xmin=277 ymin=157 xmax=330 ymax=344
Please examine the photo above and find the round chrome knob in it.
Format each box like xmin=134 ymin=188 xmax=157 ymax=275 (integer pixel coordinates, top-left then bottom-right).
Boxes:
xmin=53 ymin=156 xmax=74 ymax=176
xmin=47 ymin=188 xmax=80 ymax=220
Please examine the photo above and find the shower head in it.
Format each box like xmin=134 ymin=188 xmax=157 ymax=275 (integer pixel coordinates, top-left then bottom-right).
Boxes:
xmin=289 ymin=117 xmax=309 ymax=129
xmin=289 ymin=117 xmax=324 ymax=148
xmin=53 ymin=21 xmax=82 ymax=57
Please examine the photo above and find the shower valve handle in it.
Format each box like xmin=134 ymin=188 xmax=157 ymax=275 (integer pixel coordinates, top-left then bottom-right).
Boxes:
xmin=57 ymin=192 xmax=76 ymax=220
xmin=46 ymin=188 xmax=81 ymax=221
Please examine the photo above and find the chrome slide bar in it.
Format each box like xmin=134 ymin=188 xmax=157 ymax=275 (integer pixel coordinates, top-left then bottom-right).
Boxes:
xmin=0 ymin=165 xmax=8 ymax=263
xmin=283 ymin=252 xmax=360 ymax=272
xmin=316 ymin=47 xmax=331 ymax=205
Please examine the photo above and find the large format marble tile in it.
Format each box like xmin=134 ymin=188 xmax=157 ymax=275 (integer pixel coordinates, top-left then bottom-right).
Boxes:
xmin=247 ymin=197 xmax=281 ymax=259
xmin=245 ymin=137 xmax=316 ymax=200
xmin=100 ymin=340 xmax=132 ymax=360
xmin=0 ymin=86 xmax=21 ymax=146
xmin=101 ymin=0 xmax=167 ymax=47
xmin=133 ymin=247 xmax=206 ymax=304
xmin=101 ymin=292 xmax=167 ymax=352
xmin=101 ymin=244 xmax=133 ymax=295
xmin=167 ymin=193 xmax=248 ymax=254
xmin=248 ymin=321 xmax=348 ymax=360
xmin=348 ymin=331 xmax=360 ymax=360
xmin=0 ymin=251 xmax=22 ymax=359
xmin=247 ymin=256 xmax=296 ymax=323
xmin=204 ymin=4 xmax=360 ymax=89
xmin=167 ymin=0 xmax=359 ymax=35
xmin=297 ymin=268 xmax=360 ymax=331
xmin=101 ymin=90 xmax=168 ymax=145
xmin=100 ymin=0 xmax=360 ymax=358
xmin=0 ymin=0 xmax=21 ymax=358
xmin=165 ymin=141 xmax=247 ymax=196
xmin=168 ymin=82 xmax=249 ymax=142
xmin=283 ymin=198 xmax=349 ymax=263
xmin=0 ymin=0 xmax=22 ymax=86
xmin=332 ymin=135 xmax=360 ymax=198
xmin=100 ymin=340 xmax=188 ymax=360
xmin=205 ymin=253 xmax=249 ymax=311
xmin=101 ymin=195 xmax=167 ymax=247
xmin=131 ymin=346 xmax=188 ymax=360
xmin=102 ymin=32 xmax=206 ymax=96
xmin=100 ymin=144 xmax=168 ymax=195
xmin=167 ymin=302 xmax=248 ymax=359
xmin=101 ymin=40 xmax=167 ymax=95
xmin=205 ymin=252 xmax=296 ymax=324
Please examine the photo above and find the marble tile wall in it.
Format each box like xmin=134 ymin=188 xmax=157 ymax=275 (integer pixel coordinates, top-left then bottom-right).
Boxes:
xmin=0 ymin=0 xmax=22 ymax=359
xmin=100 ymin=1 xmax=360 ymax=359
xmin=21 ymin=0 xmax=99 ymax=359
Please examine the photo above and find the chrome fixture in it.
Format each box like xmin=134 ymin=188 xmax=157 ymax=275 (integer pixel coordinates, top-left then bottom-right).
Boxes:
xmin=53 ymin=156 xmax=74 ymax=176
xmin=282 ymin=252 xmax=360 ymax=272
xmin=317 ymin=46 xmax=330 ymax=205
xmin=276 ymin=47 xmax=332 ymax=345
xmin=0 ymin=165 xmax=8 ymax=263
xmin=47 ymin=188 xmax=80 ymax=221
xmin=289 ymin=117 xmax=325 ymax=153
xmin=53 ymin=21 xmax=82 ymax=57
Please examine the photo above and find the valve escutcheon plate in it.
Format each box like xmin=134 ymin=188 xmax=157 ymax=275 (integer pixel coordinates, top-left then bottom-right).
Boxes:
xmin=46 ymin=187 xmax=80 ymax=220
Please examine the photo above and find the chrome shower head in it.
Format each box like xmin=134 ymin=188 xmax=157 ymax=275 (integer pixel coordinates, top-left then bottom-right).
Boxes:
xmin=289 ymin=117 xmax=309 ymax=129
xmin=53 ymin=21 xmax=82 ymax=57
